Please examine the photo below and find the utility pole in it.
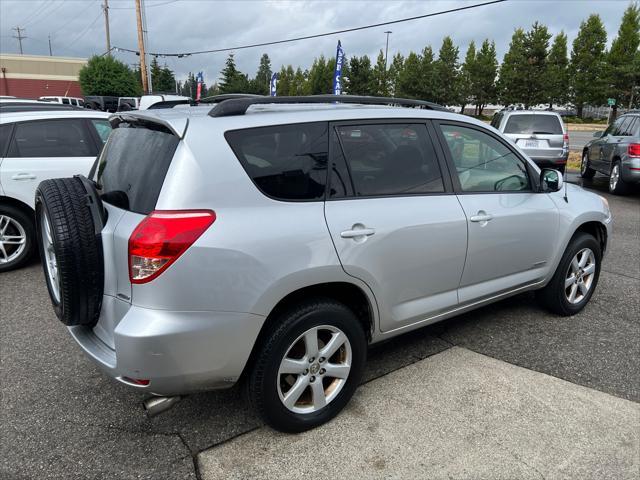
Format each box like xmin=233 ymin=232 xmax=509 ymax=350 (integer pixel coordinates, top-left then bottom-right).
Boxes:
xmin=141 ymin=0 xmax=153 ymax=93
xmin=12 ymin=27 xmax=26 ymax=55
xmin=103 ymin=0 xmax=111 ymax=56
xmin=384 ymin=31 xmax=392 ymax=71
xmin=135 ymin=0 xmax=149 ymax=93
xmin=48 ymin=35 xmax=52 ymax=56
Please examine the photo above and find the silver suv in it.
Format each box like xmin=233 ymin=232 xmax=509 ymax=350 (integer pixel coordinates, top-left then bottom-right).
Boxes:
xmin=35 ymin=96 xmax=612 ymax=432
xmin=491 ymin=110 xmax=569 ymax=173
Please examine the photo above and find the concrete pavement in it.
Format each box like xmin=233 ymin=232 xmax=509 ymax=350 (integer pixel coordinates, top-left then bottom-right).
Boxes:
xmin=199 ymin=347 xmax=640 ymax=480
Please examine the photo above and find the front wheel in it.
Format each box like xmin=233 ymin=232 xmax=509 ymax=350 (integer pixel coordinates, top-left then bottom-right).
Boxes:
xmin=248 ymin=298 xmax=367 ymax=432
xmin=537 ymin=232 xmax=601 ymax=316
xmin=580 ymin=151 xmax=596 ymax=179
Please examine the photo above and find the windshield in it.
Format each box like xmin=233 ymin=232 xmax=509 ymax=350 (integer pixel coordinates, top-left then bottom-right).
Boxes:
xmin=504 ymin=114 xmax=563 ymax=135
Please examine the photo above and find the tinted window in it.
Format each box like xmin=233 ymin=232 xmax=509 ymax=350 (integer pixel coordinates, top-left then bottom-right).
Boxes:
xmin=616 ymin=116 xmax=634 ymax=136
xmin=225 ymin=123 xmax=328 ymax=201
xmin=490 ymin=113 xmax=502 ymax=129
xmin=91 ymin=119 xmax=112 ymax=143
xmin=606 ymin=116 xmax=626 ymax=136
xmin=96 ymin=122 xmax=178 ymax=214
xmin=328 ymin=129 xmax=353 ymax=198
xmin=336 ymin=123 xmax=444 ymax=196
xmin=504 ymin=114 xmax=563 ymax=135
xmin=0 ymin=123 xmax=13 ymax=157
xmin=62 ymin=98 xmax=70 ymax=105
xmin=8 ymin=119 xmax=95 ymax=157
xmin=440 ymin=124 xmax=530 ymax=192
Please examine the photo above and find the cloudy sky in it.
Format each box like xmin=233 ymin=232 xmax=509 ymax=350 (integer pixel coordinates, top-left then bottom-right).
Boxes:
xmin=0 ymin=0 xmax=632 ymax=86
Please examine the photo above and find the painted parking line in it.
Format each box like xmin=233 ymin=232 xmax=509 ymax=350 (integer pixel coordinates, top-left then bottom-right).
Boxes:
xmin=199 ymin=347 xmax=640 ymax=480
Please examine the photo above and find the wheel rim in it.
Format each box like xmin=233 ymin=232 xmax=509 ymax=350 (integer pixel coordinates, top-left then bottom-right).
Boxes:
xmin=0 ymin=214 xmax=27 ymax=265
xmin=564 ymin=248 xmax=596 ymax=305
xmin=277 ymin=325 xmax=352 ymax=414
xmin=610 ymin=164 xmax=619 ymax=191
xmin=40 ymin=209 xmax=61 ymax=302
xmin=581 ymin=154 xmax=588 ymax=175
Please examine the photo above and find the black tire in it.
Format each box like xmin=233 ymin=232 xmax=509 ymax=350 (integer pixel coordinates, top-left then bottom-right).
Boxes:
xmin=0 ymin=204 xmax=36 ymax=272
xmin=609 ymin=160 xmax=630 ymax=195
xmin=35 ymin=177 xmax=104 ymax=326
xmin=248 ymin=298 xmax=367 ymax=433
xmin=537 ymin=232 xmax=601 ymax=316
xmin=580 ymin=151 xmax=596 ymax=179
xmin=557 ymin=165 xmax=566 ymax=175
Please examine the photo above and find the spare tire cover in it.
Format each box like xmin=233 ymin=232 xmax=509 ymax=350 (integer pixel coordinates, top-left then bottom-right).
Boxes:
xmin=35 ymin=177 xmax=104 ymax=327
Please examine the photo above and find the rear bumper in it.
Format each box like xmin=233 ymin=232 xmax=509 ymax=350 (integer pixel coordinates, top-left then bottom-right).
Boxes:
xmin=69 ymin=299 xmax=265 ymax=395
xmin=528 ymin=154 xmax=569 ymax=168
xmin=621 ymin=157 xmax=640 ymax=184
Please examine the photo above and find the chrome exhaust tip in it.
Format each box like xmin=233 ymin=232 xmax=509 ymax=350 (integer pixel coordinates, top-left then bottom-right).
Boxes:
xmin=143 ymin=395 xmax=181 ymax=417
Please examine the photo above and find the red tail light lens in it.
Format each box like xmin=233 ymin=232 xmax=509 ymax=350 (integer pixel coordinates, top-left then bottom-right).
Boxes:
xmin=128 ymin=210 xmax=216 ymax=284
xmin=629 ymin=143 xmax=640 ymax=157
xmin=563 ymin=133 xmax=569 ymax=147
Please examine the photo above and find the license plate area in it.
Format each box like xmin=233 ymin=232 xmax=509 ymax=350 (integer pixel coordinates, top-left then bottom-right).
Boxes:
xmin=524 ymin=139 xmax=540 ymax=148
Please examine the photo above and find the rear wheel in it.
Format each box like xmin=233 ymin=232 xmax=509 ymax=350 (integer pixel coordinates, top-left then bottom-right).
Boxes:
xmin=0 ymin=205 xmax=35 ymax=272
xmin=537 ymin=232 xmax=601 ymax=316
xmin=248 ymin=298 xmax=367 ymax=432
xmin=580 ymin=151 xmax=596 ymax=179
xmin=609 ymin=160 xmax=630 ymax=195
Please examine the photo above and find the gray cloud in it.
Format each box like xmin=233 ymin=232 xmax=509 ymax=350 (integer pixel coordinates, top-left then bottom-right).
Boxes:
xmin=0 ymin=0 xmax=631 ymax=87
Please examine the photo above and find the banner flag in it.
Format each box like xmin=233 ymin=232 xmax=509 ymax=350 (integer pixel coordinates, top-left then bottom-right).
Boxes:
xmin=333 ymin=40 xmax=345 ymax=95
xmin=270 ymin=72 xmax=278 ymax=96
xmin=196 ymin=71 xmax=204 ymax=101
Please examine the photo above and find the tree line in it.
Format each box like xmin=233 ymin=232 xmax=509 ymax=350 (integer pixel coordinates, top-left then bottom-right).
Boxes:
xmin=206 ymin=4 xmax=639 ymax=118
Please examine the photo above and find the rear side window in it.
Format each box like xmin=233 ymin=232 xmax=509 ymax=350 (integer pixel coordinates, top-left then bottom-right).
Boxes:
xmin=225 ymin=122 xmax=328 ymax=201
xmin=96 ymin=122 xmax=179 ymax=214
xmin=504 ymin=114 xmax=563 ymax=135
xmin=336 ymin=123 xmax=444 ymax=196
xmin=62 ymin=98 xmax=70 ymax=105
xmin=0 ymin=124 xmax=13 ymax=157
xmin=8 ymin=119 xmax=95 ymax=157
xmin=616 ymin=116 xmax=635 ymax=136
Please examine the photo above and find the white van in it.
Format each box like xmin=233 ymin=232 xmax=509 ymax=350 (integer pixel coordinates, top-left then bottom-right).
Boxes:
xmin=39 ymin=96 xmax=85 ymax=107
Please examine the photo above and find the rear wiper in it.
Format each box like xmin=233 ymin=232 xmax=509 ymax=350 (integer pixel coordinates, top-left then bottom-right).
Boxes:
xmin=531 ymin=131 xmax=555 ymax=135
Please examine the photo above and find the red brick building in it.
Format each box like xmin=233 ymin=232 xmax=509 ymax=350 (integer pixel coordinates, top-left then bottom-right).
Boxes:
xmin=0 ymin=53 xmax=87 ymax=99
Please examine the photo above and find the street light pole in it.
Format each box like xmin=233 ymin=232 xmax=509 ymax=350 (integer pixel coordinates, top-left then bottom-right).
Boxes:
xmin=384 ymin=31 xmax=392 ymax=71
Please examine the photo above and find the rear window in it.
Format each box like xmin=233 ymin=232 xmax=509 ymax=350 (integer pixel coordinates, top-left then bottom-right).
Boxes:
xmin=504 ymin=114 xmax=563 ymax=135
xmin=225 ymin=122 xmax=328 ymax=201
xmin=95 ymin=121 xmax=178 ymax=214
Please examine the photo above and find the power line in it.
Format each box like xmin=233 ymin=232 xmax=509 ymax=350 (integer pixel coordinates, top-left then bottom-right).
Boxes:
xmin=12 ymin=26 xmax=27 ymax=54
xmin=112 ymin=0 xmax=506 ymax=58
xmin=50 ymin=0 xmax=100 ymax=37
xmin=109 ymin=0 xmax=181 ymax=9
xmin=64 ymin=10 xmax=103 ymax=50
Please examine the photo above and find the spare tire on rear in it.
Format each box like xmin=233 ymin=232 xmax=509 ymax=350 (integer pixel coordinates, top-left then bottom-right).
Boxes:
xmin=35 ymin=177 xmax=104 ymax=327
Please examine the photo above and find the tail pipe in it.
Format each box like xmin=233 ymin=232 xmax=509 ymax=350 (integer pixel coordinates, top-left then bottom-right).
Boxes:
xmin=143 ymin=395 xmax=182 ymax=417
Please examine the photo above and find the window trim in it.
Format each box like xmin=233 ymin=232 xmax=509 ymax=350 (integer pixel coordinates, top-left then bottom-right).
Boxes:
xmin=224 ymin=121 xmax=331 ymax=203
xmin=6 ymin=118 xmax=102 ymax=158
xmin=326 ymin=118 xmax=454 ymax=201
xmin=432 ymin=119 xmax=539 ymax=195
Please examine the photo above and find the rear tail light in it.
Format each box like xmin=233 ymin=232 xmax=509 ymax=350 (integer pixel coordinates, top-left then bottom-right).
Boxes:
xmin=629 ymin=143 xmax=640 ymax=157
xmin=563 ymin=133 xmax=569 ymax=149
xmin=128 ymin=210 xmax=216 ymax=284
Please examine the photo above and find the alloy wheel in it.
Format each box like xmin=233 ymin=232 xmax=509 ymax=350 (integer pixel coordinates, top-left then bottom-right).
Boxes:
xmin=610 ymin=164 xmax=620 ymax=191
xmin=564 ymin=248 xmax=596 ymax=305
xmin=277 ymin=325 xmax=352 ymax=414
xmin=0 ymin=214 xmax=27 ymax=265
xmin=40 ymin=209 xmax=61 ymax=303
xmin=581 ymin=154 xmax=588 ymax=175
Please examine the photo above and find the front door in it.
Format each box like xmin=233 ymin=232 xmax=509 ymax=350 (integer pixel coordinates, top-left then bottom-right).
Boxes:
xmin=435 ymin=122 xmax=559 ymax=304
xmin=323 ymin=122 xmax=467 ymax=333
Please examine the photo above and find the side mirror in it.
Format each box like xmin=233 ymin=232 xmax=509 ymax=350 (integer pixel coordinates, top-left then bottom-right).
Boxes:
xmin=540 ymin=168 xmax=563 ymax=193
xmin=593 ymin=131 xmax=604 ymax=138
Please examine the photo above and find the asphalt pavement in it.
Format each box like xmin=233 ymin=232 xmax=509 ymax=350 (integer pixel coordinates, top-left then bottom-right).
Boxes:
xmin=569 ymin=129 xmax=599 ymax=151
xmin=1 ymin=173 xmax=638 ymax=480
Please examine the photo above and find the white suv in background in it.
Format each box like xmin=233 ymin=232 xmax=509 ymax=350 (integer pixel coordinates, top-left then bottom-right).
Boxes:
xmin=0 ymin=109 xmax=111 ymax=271
xmin=39 ymin=96 xmax=86 ymax=107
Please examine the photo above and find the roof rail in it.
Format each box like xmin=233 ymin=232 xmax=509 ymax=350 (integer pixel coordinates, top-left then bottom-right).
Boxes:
xmin=207 ymin=94 xmax=447 ymax=117
xmin=146 ymin=99 xmax=194 ymax=110
xmin=199 ymin=93 xmax=264 ymax=104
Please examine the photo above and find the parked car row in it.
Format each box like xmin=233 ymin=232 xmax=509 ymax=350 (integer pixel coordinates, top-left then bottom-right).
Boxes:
xmin=12 ymin=94 xmax=611 ymax=433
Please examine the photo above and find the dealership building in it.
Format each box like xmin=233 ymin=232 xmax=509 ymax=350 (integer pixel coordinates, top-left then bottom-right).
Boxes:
xmin=0 ymin=53 xmax=87 ymax=98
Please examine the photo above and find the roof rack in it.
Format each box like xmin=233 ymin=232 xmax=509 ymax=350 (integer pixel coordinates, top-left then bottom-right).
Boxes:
xmin=146 ymin=99 xmax=194 ymax=110
xmin=0 ymin=102 xmax=80 ymax=113
xmin=199 ymin=93 xmax=263 ymax=104
xmin=207 ymin=95 xmax=447 ymax=117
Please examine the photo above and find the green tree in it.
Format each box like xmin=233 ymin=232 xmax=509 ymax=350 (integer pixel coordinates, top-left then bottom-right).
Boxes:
xmin=473 ymin=39 xmax=498 ymax=116
xmin=433 ymin=37 xmax=460 ymax=106
xmin=219 ymin=53 xmax=249 ymax=93
xmin=459 ymin=41 xmax=477 ymax=113
xmin=249 ymin=53 xmax=272 ymax=95
xmin=607 ymin=4 xmax=640 ymax=116
xmin=388 ymin=53 xmax=404 ymax=96
xmin=345 ymin=55 xmax=374 ymax=95
xmin=546 ymin=32 xmax=570 ymax=108
xmin=79 ymin=55 xmax=141 ymax=96
xmin=419 ymin=46 xmax=436 ymax=101
xmin=372 ymin=50 xmax=389 ymax=96
xmin=570 ymin=14 xmax=608 ymax=117
xmin=150 ymin=57 xmax=176 ymax=93
xmin=396 ymin=51 xmax=422 ymax=99
xmin=522 ymin=21 xmax=552 ymax=108
xmin=306 ymin=55 xmax=335 ymax=94
xmin=499 ymin=28 xmax=528 ymax=106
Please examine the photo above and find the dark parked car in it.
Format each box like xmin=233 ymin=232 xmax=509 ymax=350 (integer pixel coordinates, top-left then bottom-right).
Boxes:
xmin=581 ymin=112 xmax=640 ymax=194
xmin=84 ymin=95 xmax=119 ymax=113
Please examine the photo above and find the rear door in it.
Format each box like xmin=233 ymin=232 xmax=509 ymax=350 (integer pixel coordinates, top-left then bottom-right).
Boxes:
xmin=324 ymin=121 xmax=467 ymax=333
xmin=0 ymin=118 xmax=100 ymax=208
xmin=434 ymin=121 xmax=558 ymax=304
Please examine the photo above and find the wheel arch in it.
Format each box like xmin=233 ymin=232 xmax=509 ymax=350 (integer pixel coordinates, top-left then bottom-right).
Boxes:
xmin=0 ymin=195 xmax=35 ymax=217
xmin=573 ymin=220 xmax=608 ymax=256
xmin=239 ymin=281 xmax=377 ymax=381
